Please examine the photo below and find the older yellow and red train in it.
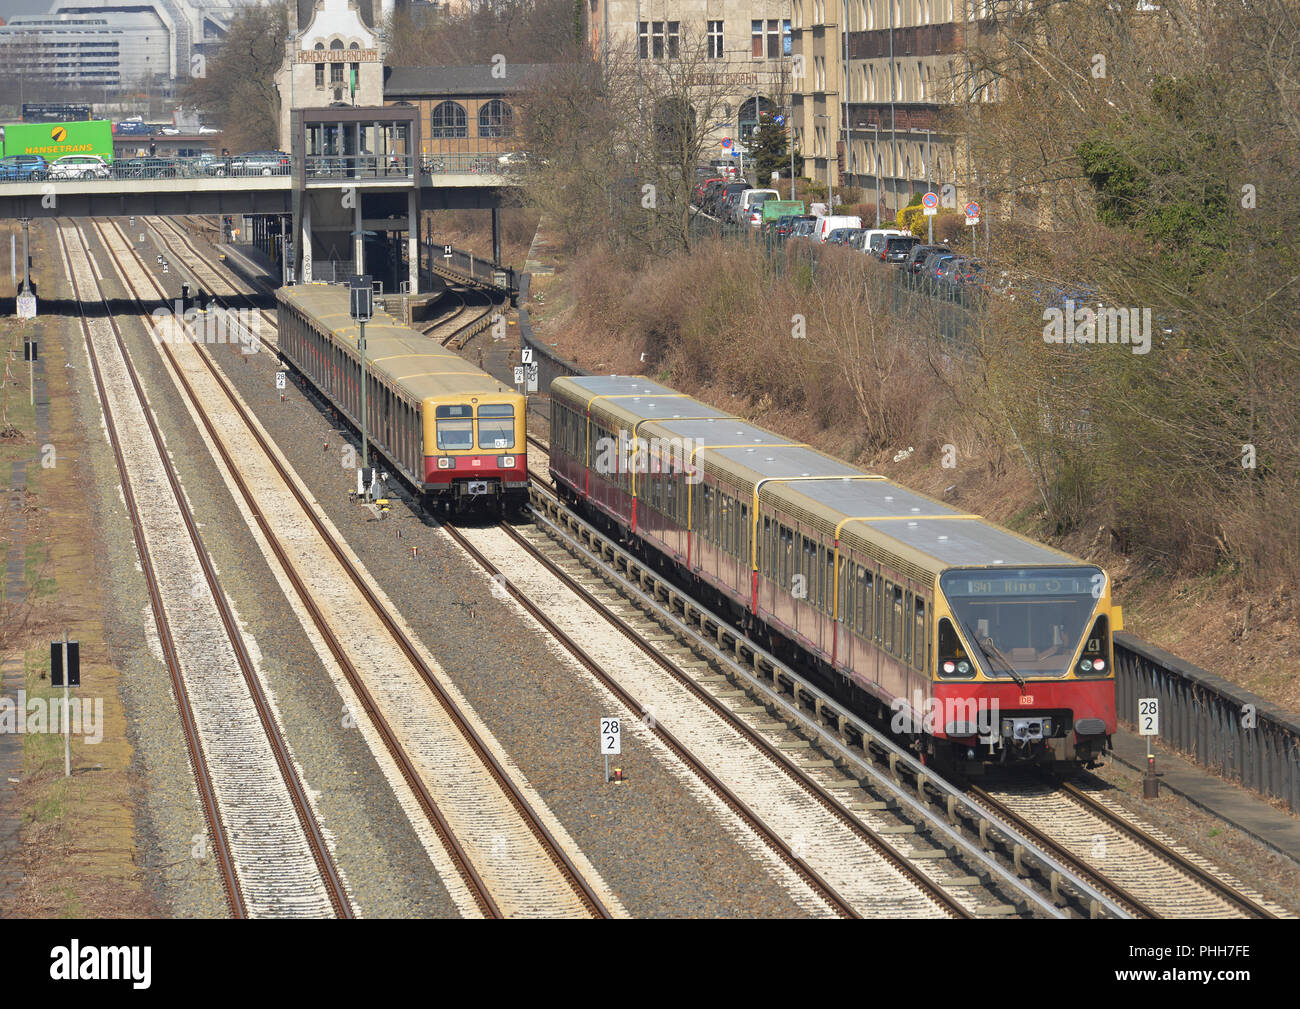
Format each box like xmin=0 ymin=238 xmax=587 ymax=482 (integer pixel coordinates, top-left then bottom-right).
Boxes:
xmin=276 ymin=284 xmax=527 ymax=510
xmin=549 ymin=375 xmax=1120 ymax=768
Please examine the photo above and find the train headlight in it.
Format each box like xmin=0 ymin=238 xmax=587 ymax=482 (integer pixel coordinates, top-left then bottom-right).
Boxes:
xmin=1093 ymin=659 xmax=1105 ymax=672
xmin=956 ymin=660 xmax=971 ymax=675
xmin=498 ymin=455 xmax=516 ymax=468
xmin=943 ymin=660 xmax=956 ymax=675
xmin=437 ymin=457 xmax=455 ymax=470
xmin=1079 ymin=658 xmax=1093 ymax=673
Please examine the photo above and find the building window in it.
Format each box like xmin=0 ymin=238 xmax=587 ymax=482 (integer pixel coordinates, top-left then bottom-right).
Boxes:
xmin=430 ymin=100 xmax=468 ymax=138
xmin=315 ymin=63 xmax=324 ymax=88
xmin=707 ymin=20 xmax=723 ymax=59
xmin=638 ymin=20 xmax=676 ymax=59
xmin=331 ymin=62 xmax=343 ymax=84
xmin=478 ymin=99 xmax=514 ymax=137
xmin=782 ymin=19 xmax=792 ymax=56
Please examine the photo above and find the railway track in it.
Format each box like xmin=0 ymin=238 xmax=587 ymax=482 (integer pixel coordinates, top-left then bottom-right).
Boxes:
xmin=94 ymin=216 xmax=621 ymax=919
xmin=967 ymin=777 xmax=1286 ymax=919
xmin=56 ymin=220 xmax=353 ymax=919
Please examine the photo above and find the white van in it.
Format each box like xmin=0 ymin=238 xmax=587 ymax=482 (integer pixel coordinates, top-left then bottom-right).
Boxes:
xmin=815 ymin=215 xmax=863 ymax=242
xmin=734 ymin=188 xmax=780 ymax=225
xmin=862 ymin=228 xmax=908 ymax=255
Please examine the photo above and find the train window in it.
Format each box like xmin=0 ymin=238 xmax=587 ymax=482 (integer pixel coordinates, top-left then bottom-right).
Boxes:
xmin=435 ymin=404 xmax=473 ymax=450
xmin=476 ymin=404 xmax=514 ymax=449
xmin=882 ymin=581 xmax=895 ymax=652
xmin=740 ymin=504 xmax=748 ymax=560
xmin=914 ymin=596 xmax=927 ymax=671
xmin=893 ymin=585 xmax=906 ymax=658
xmin=903 ymin=591 xmax=913 ymax=664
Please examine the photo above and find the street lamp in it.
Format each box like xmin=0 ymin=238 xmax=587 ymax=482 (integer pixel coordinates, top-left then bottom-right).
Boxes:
xmin=814 ymin=113 xmax=833 ymax=210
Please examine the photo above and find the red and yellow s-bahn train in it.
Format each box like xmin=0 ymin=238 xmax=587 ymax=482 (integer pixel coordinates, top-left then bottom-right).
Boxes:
xmin=549 ymin=375 xmax=1120 ymax=767
xmin=276 ymin=284 xmax=528 ymax=510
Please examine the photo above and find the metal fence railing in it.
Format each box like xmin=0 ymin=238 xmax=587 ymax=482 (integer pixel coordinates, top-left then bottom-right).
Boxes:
xmin=1115 ymin=633 xmax=1300 ymax=813
xmin=422 ymin=239 xmax=518 ymax=294
xmin=304 ymin=154 xmax=414 ymax=180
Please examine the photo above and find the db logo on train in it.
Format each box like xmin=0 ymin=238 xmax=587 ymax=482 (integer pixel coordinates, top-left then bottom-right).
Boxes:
xmin=51 ymin=126 xmax=67 ymax=142
xmin=1020 ymin=695 xmax=1036 ymax=705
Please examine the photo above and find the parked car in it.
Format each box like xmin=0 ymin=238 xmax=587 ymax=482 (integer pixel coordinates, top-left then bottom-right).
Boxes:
xmin=47 ymin=154 xmax=112 ymax=179
xmin=921 ymin=250 xmax=959 ymax=290
xmin=880 ymin=234 xmax=921 ymax=263
xmin=225 ymin=150 xmax=291 ymax=176
xmin=789 ymin=218 xmax=820 ymax=241
xmin=863 ymin=228 xmax=908 ymax=255
xmin=115 ymin=156 xmax=184 ymax=179
xmin=777 ymin=214 xmax=817 ymax=240
xmin=903 ymin=243 xmax=951 ymax=275
xmin=815 ymin=215 xmax=863 ymax=242
xmin=0 ymin=155 xmax=48 ymax=181
xmin=694 ymin=176 xmax=723 ymax=203
xmin=827 ymin=227 xmax=864 ymax=247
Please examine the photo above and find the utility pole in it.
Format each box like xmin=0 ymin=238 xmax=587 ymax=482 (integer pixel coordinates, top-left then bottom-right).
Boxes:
xmin=926 ymin=129 xmax=933 ymax=245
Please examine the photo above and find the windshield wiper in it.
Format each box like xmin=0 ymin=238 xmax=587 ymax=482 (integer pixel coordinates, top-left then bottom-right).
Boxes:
xmin=979 ymin=633 xmax=1027 ymax=691
xmin=954 ymin=616 xmax=1027 ymax=690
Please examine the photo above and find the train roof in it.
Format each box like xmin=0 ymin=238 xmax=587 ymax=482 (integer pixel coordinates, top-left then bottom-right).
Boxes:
xmin=278 ymin=284 xmax=517 ymax=402
xmin=561 ymin=373 xmax=1087 ymax=579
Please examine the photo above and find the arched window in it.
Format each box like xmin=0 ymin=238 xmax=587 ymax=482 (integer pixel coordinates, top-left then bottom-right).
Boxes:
xmin=330 ymin=39 xmax=344 ymax=49
xmin=349 ymin=41 xmax=360 ymax=49
xmin=478 ymin=99 xmax=514 ymax=138
xmin=430 ymin=101 xmax=468 ymax=138
xmin=314 ymin=42 xmax=324 ymax=51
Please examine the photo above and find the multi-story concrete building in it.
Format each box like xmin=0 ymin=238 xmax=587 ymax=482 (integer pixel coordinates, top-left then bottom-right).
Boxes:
xmin=0 ymin=12 xmax=171 ymax=89
xmin=588 ymin=0 xmax=800 ymax=156
xmin=792 ymin=0 xmax=978 ymax=218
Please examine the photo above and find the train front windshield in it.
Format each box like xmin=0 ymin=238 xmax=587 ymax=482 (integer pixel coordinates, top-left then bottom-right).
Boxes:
xmin=939 ymin=567 xmax=1103 ymax=678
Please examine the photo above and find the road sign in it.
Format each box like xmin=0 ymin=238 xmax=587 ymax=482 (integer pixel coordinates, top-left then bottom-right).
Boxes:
xmin=349 ymin=275 xmax=373 ymax=322
xmin=601 ymin=717 xmax=621 ymax=754
xmin=922 ymin=191 xmax=939 ymax=209
xmin=721 ymin=137 xmax=732 ymax=149
xmin=443 ymin=244 xmax=453 ymax=259
xmin=520 ymin=347 xmax=534 ymax=365
xmin=774 ymin=114 xmax=785 ymax=125
xmin=1137 ymin=697 xmax=1159 ymax=736
xmin=965 ymin=216 xmax=980 ymax=227
xmin=17 ymin=293 xmax=36 ymax=319
xmin=513 ymin=366 xmax=525 ymax=385
xmin=275 ymin=371 xmax=286 ymax=390
xmin=964 ymin=202 xmax=980 ymax=218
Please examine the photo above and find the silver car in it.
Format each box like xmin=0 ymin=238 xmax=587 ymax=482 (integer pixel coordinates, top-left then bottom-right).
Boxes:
xmin=47 ymin=154 xmax=112 ymax=179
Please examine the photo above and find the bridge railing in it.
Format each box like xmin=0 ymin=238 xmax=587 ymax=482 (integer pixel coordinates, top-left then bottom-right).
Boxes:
xmin=0 ymin=154 xmax=293 ymax=183
xmin=304 ymin=154 xmax=414 ymax=180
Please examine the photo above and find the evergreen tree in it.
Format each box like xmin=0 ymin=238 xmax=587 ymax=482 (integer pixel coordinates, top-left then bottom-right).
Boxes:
xmin=744 ymin=112 xmax=789 ymax=185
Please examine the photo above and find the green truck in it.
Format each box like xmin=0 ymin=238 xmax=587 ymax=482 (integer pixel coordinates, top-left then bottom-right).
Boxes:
xmin=0 ymin=119 xmax=114 ymax=162
xmin=761 ymin=200 xmax=805 ymax=226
